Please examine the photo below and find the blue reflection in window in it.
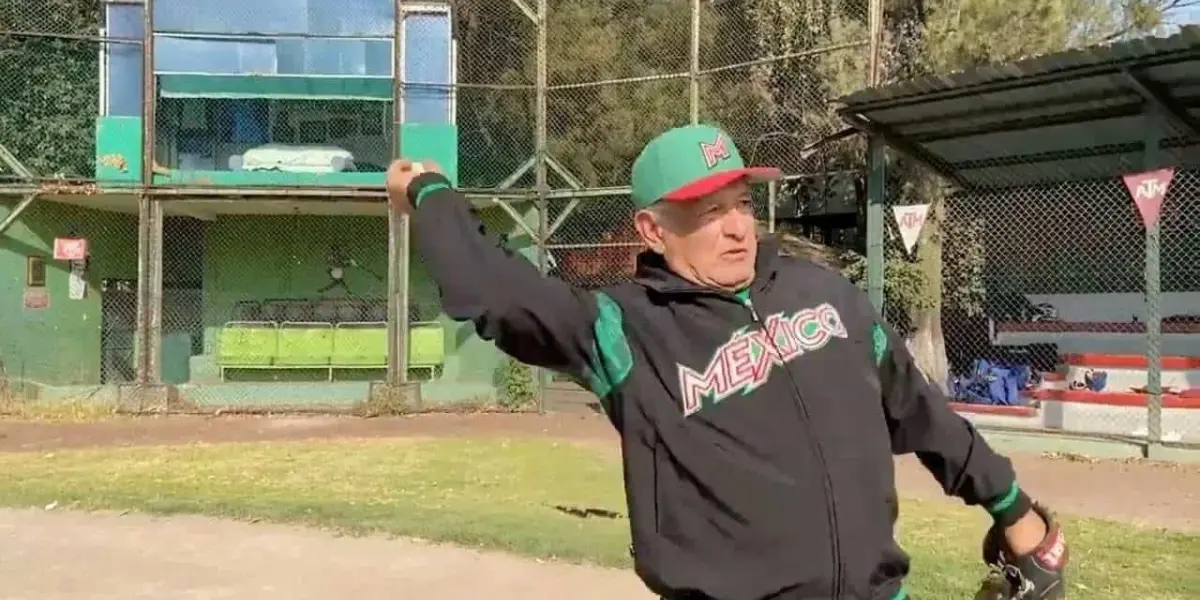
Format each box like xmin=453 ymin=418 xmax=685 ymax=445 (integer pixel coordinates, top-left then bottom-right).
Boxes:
xmin=308 ymin=0 xmax=394 ymax=36
xmin=155 ymin=37 xmax=278 ymax=75
xmin=106 ymin=3 xmax=144 ymax=116
xmin=155 ymin=0 xmax=306 ymax=35
xmin=276 ymin=39 xmax=392 ymax=76
xmin=154 ymin=0 xmax=393 ymax=36
xmin=403 ymin=14 xmax=451 ymax=124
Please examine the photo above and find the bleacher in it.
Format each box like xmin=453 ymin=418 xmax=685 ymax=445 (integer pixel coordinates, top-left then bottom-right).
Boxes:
xmin=216 ymin=299 xmax=444 ymax=380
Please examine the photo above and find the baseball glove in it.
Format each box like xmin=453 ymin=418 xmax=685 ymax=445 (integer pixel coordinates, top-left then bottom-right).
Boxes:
xmin=974 ymin=503 xmax=1068 ymax=600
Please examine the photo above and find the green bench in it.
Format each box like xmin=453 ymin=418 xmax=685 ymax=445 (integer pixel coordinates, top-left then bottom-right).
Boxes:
xmin=217 ymin=321 xmax=446 ymax=380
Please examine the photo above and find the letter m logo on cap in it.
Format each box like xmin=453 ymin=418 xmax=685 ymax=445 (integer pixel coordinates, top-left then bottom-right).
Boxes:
xmin=700 ymin=134 xmax=731 ymax=169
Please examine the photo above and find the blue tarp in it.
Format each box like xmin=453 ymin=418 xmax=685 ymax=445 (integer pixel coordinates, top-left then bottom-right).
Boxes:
xmin=950 ymin=359 xmax=1037 ymax=406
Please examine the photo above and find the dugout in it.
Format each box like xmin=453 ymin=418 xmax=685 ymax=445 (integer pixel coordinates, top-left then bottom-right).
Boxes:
xmin=836 ymin=26 xmax=1200 ymax=442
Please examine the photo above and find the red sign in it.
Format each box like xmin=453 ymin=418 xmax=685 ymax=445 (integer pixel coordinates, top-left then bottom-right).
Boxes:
xmin=53 ymin=237 xmax=88 ymax=261
xmin=23 ymin=288 xmax=48 ymax=310
xmin=1122 ymin=168 xmax=1175 ymax=229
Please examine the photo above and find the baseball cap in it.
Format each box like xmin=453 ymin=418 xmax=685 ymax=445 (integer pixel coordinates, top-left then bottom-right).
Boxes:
xmin=630 ymin=124 xmax=782 ymax=209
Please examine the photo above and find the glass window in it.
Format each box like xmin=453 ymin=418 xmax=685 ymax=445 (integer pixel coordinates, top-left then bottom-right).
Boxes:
xmin=403 ymin=13 xmax=451 ymax=124
xmin=307 ymin=0 xmax=395 ymax=36
xmin=277 ymin=39 xmax=392 ymax=76
xmin=105 ymin=3 xmax=145 ymax=116
xmin=155 ymin=37 xmax=278 ymax=75
xmin=155 ymin=0 xmax=393 ymax=36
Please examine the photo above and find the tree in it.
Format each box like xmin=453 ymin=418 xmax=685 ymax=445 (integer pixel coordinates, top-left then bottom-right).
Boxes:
xmin=0 ymin=0 xmax=103 ymax=180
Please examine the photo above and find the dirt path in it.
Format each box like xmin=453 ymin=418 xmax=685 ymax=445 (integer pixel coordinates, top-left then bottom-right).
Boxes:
xmin=2 ymin=412 xmax=1198 ymax=531
xmin=0 ymin=508 xmax=654 ymax=600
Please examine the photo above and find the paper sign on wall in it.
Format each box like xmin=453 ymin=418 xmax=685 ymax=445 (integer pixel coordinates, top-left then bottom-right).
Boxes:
xmin=53 ymin=237 xmax=88 ymax=261
xmin=892 ymin=204 xmax=931 ymax=256
xmin=23 ymin=287 xmax=48 ymax=310
xmin=68 ymin=260 xmax=87 ymax=300
xmin=1122 ymin=168 xmax=1175 ymax=229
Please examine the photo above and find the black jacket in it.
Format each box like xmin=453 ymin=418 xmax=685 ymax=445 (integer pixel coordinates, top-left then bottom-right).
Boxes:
xmin=408 ymin=173 xmax=1024 ymax=600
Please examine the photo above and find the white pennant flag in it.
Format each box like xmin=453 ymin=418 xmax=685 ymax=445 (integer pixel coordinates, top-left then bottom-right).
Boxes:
xmin=892 ymin=204 xmax=931 ymax=256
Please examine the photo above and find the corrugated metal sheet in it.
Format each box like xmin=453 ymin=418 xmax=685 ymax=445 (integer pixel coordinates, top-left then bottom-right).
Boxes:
xmin=839 ymin=26 xmax=1200 ymax=109
xmin=836 ymin=27 xmax=1200 ymax=188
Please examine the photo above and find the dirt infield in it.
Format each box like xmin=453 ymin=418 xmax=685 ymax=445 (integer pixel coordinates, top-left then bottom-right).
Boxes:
xmin=2 ymin=412 xmax=1197 ymax=531
xmin=0 ymin=508 xmax=655 ymax=600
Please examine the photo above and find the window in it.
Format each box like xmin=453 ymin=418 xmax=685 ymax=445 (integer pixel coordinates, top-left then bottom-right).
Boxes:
xmin=26 ymin=256 xmax=46 ymax=288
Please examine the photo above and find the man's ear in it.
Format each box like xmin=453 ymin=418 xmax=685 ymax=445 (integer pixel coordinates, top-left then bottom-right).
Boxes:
xmin=633 ymin=208 xmax=666 ymax=254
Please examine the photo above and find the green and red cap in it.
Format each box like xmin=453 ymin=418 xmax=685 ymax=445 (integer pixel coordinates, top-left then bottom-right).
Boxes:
xmin=630 ymin=124 xmax=782 ymax=209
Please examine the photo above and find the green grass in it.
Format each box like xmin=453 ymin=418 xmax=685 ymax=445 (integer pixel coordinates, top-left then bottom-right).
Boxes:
xmin=0 ymin=439 xmax=1196 ymax=599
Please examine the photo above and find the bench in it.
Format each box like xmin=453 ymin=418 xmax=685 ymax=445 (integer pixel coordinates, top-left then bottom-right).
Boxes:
xmin=217 ymin=321 xmax=446 ymax=381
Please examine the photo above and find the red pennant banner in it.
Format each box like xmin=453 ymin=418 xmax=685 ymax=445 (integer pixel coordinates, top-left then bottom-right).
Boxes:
xmin=1122 ymin=168 xmax=1175 ymax=229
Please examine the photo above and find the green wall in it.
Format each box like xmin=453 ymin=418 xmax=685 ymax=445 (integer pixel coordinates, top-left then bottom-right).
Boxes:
xmin=0 ymin=196 xmax=538 ymax=403
xmin=0 ymin=199 xmax=138 ymax=387
xmin=197 ymin=205 xmax=536 ymax=400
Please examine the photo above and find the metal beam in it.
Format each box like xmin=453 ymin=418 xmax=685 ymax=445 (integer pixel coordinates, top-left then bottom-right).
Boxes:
xmin=0 ymin=145 xmax=35 ymax=180
xmin=491 ymin=197 xmax=540 ymax=240
xmin=499 ymin=156 xmax=536 ymax=189
xmin=1122 ymin=68 xmax=1200 ymax=138
xmin=544 ymin=154 xmax=585 ymax=189
xmin=840 ymin=113 xmax=973 ymax=190
xmin=840 ymin=48 xmax=1200 ymax=114
xmin=543 ymin=153 xmax=585 ymax=240
xmin=507 ymin=0 xmax=537 ymax=23
xmin=0 ymin=193 xmax=39 ymax=235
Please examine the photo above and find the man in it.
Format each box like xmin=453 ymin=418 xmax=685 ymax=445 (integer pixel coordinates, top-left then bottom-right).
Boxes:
xmin=385 ymin=124 xmax=1068 ymax=600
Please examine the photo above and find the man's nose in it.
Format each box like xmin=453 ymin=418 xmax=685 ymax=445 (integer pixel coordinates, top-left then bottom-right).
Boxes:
xmin=721 ymin=211 xmax=750 ymax=239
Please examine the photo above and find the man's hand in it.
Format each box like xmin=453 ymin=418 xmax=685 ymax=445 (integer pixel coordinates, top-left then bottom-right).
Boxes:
xmin=385 ymin=159 xmax=443 ymax=214
xmin=976 ymin=503 xmax=1068 ymax=599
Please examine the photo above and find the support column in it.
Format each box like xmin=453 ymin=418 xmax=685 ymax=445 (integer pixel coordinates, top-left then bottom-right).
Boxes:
xmin=533 ymin=0 xmax=550 ymax=412
xmin=1142 ymin=112 xmax=1165 ymax=450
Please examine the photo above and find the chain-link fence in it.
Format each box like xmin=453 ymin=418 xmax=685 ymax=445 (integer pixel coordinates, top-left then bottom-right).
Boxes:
xmin=5 ymin=0 xmax=1194 ymax=445
xmin=1 ymin=0 xmax=115 ymax=183
xmin=872 ymin=104 xmax=1200 ymax=445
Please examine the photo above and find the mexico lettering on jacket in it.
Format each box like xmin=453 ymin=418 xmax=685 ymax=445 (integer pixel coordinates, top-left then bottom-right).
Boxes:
xmin=677 ymin=303 xmax=848 ymax=417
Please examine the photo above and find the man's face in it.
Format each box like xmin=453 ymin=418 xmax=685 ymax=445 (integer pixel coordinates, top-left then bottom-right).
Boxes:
xmin=634 ymin=179 xmax=757 ymax=291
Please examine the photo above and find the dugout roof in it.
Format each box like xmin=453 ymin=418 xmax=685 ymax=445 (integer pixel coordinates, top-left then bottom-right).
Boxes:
xmin=836 ymin=25 xmax=1200 ymax=189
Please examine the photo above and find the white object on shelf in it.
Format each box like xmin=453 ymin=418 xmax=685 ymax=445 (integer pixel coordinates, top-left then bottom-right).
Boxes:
xmin=238 ymin=144 xmax=356 ymax=173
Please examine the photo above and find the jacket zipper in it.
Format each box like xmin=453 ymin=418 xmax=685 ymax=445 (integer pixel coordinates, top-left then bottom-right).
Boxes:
xmin=744 ymin=296 xmax=844 ymax=599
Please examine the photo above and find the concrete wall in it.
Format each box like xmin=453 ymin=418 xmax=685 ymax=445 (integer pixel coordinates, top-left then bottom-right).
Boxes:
xmin=186 ymin=206 xmax=533 ymax=404
xmin=0 ymin=200 xmax=138 ymax=387
xmin=1 ymin=199 xmax=535 ymax=405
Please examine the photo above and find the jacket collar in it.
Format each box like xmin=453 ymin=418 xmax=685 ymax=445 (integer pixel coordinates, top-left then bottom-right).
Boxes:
xmin=632 ymin=236 xmax=782 ymax=297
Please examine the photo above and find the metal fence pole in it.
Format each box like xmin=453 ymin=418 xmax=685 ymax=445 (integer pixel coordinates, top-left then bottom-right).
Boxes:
xmin=689 ymin=0 xmax=700 ymax=124
xmin=864 ymin=0 xmax=886 ymax=313
xmin=387 ymin=0 xmax=410 ymax=388
xmin=134 ymin=0 xmax=161 ymax=386
xmin=1142 ymin=111 xmax=1166 ymax=446
xmin=534 ymin=0 xmax=549 ymax=413
xmin=767 ymin=180 xmax=777 ymax=233
xmin=865 ymin=138 xmax=886 ymax=312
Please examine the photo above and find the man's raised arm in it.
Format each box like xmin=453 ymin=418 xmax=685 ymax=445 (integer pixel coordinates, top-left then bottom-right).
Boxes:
xmin=387 ymin=161 xmax=630 ymax=413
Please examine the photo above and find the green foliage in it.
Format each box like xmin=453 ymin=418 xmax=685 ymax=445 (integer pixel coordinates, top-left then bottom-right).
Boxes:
xmin=496 ymin=358 xmax=537 ymax=411
xmin=840 ymin=247 xmax=932 ymax=309
xmin=0 ymin=33 xmax=101 ymax=178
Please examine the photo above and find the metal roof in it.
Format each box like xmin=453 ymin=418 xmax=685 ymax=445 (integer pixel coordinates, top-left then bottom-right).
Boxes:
xmin=836 ymin=26 xmax=1200 ymax=188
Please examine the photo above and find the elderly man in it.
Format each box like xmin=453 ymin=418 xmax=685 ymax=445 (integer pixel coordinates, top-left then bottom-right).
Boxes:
xmin=385 ymin=124 xmax=1068 ymax=600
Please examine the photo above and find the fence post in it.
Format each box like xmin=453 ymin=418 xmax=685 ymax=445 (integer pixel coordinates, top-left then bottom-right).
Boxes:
xmin=866 ymin=139 xmax=886 ymax=312
xmin=767 ymin=180 xmax=777 ymax=233
xmin=534 ymin=0 xmax=550 ymax=413
xmin=1142 ymin=111 xmax=1166 ymax=450
xmin=864 ymin=0 xmax=886 ymax=314
xmin=386 ymin=0 xmax=411 ymax=392
xmin=689 ymin=0 xmax=700 ymax=124
xmin=134 ymin=0 xmax=162 ymax=389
